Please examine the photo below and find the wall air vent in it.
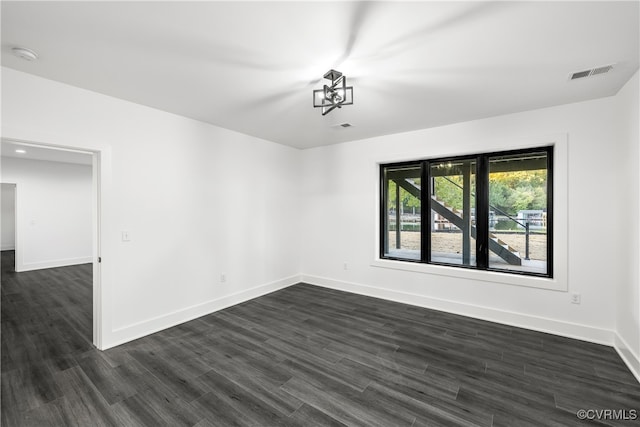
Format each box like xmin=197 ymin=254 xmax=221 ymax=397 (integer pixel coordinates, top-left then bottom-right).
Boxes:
xmin=570 ymin=64 xmax=614 ymax=80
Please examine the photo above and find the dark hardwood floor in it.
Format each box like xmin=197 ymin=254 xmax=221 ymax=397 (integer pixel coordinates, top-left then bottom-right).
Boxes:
xmin=2 ymin=250 xmax=639 ymax=426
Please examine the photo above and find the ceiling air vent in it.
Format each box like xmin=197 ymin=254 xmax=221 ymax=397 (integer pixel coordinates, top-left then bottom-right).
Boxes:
xmin=331 ymin=122 xmax=353 ymax=129
xmin=570 ymin=64 xmax=614 ymax=80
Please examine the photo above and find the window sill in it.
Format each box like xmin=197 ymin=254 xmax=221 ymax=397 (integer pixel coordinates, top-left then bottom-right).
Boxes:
xmin=371 ymin=257 xmax=565 ymax=291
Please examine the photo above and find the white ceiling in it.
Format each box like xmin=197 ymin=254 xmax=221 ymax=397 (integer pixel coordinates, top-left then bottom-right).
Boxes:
xmin=1 ymin=1 xmax=638 ymax=150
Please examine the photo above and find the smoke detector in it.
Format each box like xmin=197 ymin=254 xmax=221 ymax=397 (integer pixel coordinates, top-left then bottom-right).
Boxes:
xmin=569 ymin=64 xmax=614 ymax=80
xmin=12 ymin=47 xmax=38 ymax=61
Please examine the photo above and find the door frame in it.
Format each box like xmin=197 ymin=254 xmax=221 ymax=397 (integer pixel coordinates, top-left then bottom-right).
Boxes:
xmin=1 ymin=139 xmax=103 ymax=349
xmin=0 ymin=182 xmax=17 ymax=257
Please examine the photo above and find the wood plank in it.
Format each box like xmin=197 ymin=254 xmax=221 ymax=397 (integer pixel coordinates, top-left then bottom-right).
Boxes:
xmin=2 ymin=252 xmax=639 ymax=427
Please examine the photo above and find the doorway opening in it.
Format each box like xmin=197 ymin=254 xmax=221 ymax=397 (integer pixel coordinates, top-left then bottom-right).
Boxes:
xmin=0 ymin=183 xmax=16 ymax=254
xmin=0 ymin=139 xmax=101 ymax=350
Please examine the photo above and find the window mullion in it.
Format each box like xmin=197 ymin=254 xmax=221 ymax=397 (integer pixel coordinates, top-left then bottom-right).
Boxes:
xmin=421 ymin=161 xmax=429 ymax=263
xmin=379 ymin=165 xmax=386 ymax=259
xmin=546 ymin=146 xmax=554 ymax=277
xmin=476 ymin=155 xmax=489 ymax=270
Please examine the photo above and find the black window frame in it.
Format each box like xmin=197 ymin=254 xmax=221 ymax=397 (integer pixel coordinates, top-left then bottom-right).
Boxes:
xmin=380 ymin=146 xmax=553 ymax=279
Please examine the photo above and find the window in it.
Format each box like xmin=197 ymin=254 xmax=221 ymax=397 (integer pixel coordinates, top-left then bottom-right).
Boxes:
xmin=430 ymin=158 xmax=477 ymax=267
xmin=380 ymin=147 xmax=553 ymax=278
xmin=382 ymin=164 xmax=422 ymax=260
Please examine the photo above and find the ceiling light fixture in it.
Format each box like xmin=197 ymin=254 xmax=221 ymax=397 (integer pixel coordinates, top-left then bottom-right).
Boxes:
xmin=313 ymin=69 xmax=353 ymax=116
xmin=15 ymin=149 xmax=27 ymax=154
xmin=12 ymin=47 xmax=39 ymax=61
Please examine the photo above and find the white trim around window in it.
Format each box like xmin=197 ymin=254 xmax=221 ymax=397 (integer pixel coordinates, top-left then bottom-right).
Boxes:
xmin=371 ymin=133 xmax=568 ymax=292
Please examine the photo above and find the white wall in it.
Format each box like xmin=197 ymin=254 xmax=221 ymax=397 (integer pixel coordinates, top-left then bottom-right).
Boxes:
xmin=1 ymin=157 xmax=92 ymax=271
xmin=1 ymin=67 xmax=302 ymax=349
xmin=299 ymin=85 xmax=634 ymax=355
xmin=616 ymin=71 xmax=640 ymax=377
xmin=1 ymin=183 xmax=16 ymax=250
xmin=3 ymin=65 xmax=638 ymax=379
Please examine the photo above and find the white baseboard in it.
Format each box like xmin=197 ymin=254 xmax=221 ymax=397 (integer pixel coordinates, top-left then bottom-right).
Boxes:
xmin=614 ymin=333 xmax=640 ymax=383
xmin=1 ymin=245 xmax=15 ymax=251
xmin=101 ymin=273 xmax=640 ymax=383
xmin=103 ymin=274 xmax=302 ymax=350
xmin=301 ymin=274 xmax=615 ymax=346
xmin=17 ymin=256 xmax=93 ymax=272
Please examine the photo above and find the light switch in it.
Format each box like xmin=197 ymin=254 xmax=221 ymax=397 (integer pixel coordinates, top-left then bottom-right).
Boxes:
xmin=121 ymin=231 xmax=130 ymax=242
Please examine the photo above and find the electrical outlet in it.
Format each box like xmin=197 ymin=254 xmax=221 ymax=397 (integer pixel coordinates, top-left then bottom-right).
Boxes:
xmin=220 ymin=273 xmax=226 ymax=283
xmin=570 ymin=293 xmax=581 ymax=304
